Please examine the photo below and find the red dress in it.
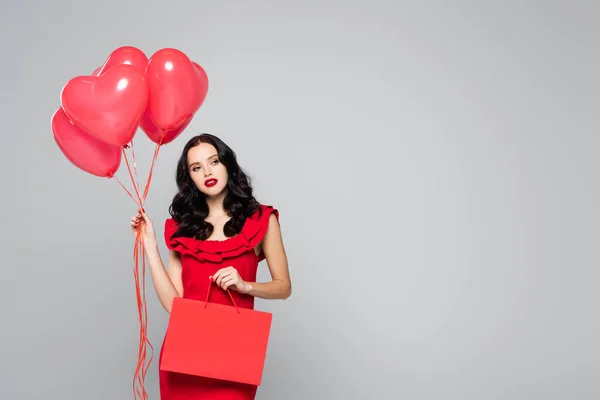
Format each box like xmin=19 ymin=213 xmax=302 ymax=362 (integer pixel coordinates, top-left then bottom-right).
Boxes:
xmin=158 ymin=204 xmax=279 ymax=400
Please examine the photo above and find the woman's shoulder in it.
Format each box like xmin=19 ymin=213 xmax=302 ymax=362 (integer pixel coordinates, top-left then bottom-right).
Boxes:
xmin=250 ymin=203 xmax=279 ymax=222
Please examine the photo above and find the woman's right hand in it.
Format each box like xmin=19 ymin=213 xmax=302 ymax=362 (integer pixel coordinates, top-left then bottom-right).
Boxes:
xmin=131 ymin=209 xmax=157 ymax=246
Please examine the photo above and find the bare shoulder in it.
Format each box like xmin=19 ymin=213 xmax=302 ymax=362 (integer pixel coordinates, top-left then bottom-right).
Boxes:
xmin=268 ymin=212 xmax=280 ymax=227
xmin=264 ymin=211 xmax=283 ymax=238
xmin=263 ymin=212 xmax=285 ymax=249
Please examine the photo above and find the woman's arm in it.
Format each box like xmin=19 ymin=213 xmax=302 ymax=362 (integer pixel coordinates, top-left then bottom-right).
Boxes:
xmin=246 ymin=213 xmax=292 ymax=299
xmin=133 ymin=210 xmax=183 ymax=313
xmin=213 ymin=213 xmax=292 ymax=299
xmin=144 ymin=243 xmax=183 ymax=312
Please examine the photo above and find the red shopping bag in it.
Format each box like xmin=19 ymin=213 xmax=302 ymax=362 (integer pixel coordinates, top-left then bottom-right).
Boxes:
xmin=159 ymin=279 xmax=273 ymax=386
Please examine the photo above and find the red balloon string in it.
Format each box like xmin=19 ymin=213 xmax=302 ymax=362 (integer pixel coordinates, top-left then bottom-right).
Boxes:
xmin=113 ymin=134 xmax=165 ymax=400
xmin=113 ymin=175 xmax=141 ymax=208
xmin=122 ymin=147 xmax=144 ymax=207
xmin=142 ymin=135 xmax=165 ymax=200
xmin=129 ymin=140 xmax=143 ymax=197
xmin=132 ymin=229 xmax=153 ymax=400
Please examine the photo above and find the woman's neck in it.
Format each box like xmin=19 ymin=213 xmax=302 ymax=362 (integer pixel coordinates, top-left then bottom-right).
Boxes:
xmin=205 ymin=192 xmax=227 ymax=217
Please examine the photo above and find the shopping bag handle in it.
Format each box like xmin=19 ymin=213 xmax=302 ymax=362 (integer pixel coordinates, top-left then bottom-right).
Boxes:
xmin=205 ymin=276 xmax=241 ymax=315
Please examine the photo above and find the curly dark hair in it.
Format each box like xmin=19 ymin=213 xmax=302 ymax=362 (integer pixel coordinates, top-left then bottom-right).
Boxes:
xmin=168 ymin=133 xmax=262 ymax=240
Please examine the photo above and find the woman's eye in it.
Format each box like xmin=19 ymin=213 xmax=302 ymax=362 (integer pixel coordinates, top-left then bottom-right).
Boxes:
xmin=192 ymin=166 xmax=200 ymax=171
xmin=211 ymin=160 xmax=219 ymax=165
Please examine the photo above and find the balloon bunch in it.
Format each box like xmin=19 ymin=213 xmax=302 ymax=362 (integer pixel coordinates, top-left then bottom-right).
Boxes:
xmin=51 ymin=46 xmax=209 ymax=400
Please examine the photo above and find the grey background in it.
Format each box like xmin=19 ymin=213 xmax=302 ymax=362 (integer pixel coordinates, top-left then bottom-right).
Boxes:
xmin=1 ymin=0 xmax=599 ymax=399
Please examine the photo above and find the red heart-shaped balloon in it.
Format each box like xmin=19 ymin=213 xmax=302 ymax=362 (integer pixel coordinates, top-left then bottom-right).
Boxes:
xmin=145 ymin=48 xmax=209 ymax=131
xmin=51 ymin=107 xmax=122 ymax=178
xmin=139 ymin=111 xmax=193 ymax=145
xmin=61 ymin=64 xmax=149 ymax=147
xmin=98 ymin=45 xmax=148 ymax=76
xmin=140 ymin=62 xmax=207 ymax=145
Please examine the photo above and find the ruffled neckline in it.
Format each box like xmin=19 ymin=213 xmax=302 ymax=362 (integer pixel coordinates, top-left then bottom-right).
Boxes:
xmin=164 ymin=205 xmax=277 ymax=263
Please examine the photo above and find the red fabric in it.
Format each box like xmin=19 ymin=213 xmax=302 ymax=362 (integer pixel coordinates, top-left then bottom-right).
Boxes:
xmin=158 ymin=205 xmax=278 ymax=400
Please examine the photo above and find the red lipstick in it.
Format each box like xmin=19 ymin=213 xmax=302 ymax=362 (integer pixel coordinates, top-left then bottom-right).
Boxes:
xmin=204 ymin=179 xmax=218 ymax=187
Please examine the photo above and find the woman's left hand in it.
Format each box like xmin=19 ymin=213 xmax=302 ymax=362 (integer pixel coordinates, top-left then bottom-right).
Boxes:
xmin=212 ymin=266 xmax=251 ymax=293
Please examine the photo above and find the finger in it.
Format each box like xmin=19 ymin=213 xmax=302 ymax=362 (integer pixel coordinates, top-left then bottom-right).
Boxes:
xmin=140 ymin=211 xmax=151 ymax=223
xmin=221 ymin=275 xmax=235 ymax=289
xmin=136 ymin=209 xmax=147 ymax=221
xmin=223 ymin=279 xmax=236 ymax=291
xmin=217 ymin=271 xmax=232 ymax=287
xmin=215 ymin=273 xmax=226 ymax=287
xmin=212 ymin=270 xmax=223 ymax=282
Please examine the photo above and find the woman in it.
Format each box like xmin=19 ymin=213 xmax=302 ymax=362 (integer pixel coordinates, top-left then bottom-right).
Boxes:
xmin=131 ymin=133 xmax=292 ymax=399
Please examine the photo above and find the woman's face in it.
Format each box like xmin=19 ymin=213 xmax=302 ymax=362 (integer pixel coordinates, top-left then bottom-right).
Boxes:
xmin=187 ymin=142 xmax=228 ymax=197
